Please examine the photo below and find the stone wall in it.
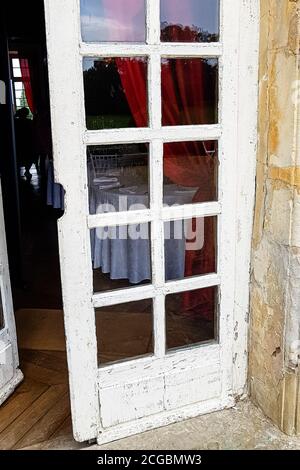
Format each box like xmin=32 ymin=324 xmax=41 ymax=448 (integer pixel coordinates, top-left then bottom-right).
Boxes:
xmin=249 ymin=0 xmax=300 ymax=435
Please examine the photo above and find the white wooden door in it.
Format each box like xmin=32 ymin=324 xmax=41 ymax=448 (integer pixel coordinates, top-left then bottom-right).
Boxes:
xmin=44 ymin=0 xmax=259 ymax=444
xmin=0 ymin=180 xmax=23 ymax=405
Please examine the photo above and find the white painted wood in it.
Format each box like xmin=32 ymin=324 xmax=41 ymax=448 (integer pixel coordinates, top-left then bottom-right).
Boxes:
xmin=44 ymin=0 xmax=100 ymax=441
xmin=0 ymin=179 xmax=23 ymax=404
xmin=217 ymin=0 xmax=240 ymax=406
xmin=96 ymin=395 xmax=233 ymax=445
xmin=100 ymin=376 xmax=165 ymax=428
xmin=0 ymin=370 xmax=23 ymax=407
xmin=164 ymin=274 xmax=221 ymax=295
xmin=233 ymin=0 xmax=260 ymax=396
xmin=0 ymin=344 xmax=14 ymax=388
xmin=98 ymin=344 xmax=220 ymax=387
xmin=100 ymin=364 xmax=221 ymax=429
xmin=163 ymin=364 xmax=221 ymax=410
xmin=92 ymin=273 xmax=221 ymax=309
xmin=146 ymin=0 xmax=160 ymax=45
xmin=88 ymin=209 xmax=152 ymax=229
xmin=80 ymin=43 xmax=222 ymax=58
xmin=161 ymin=202 xmax=221 ymax=221
xmin=93 ymin=285 xmax=155 ymax=309
xmin=88 ymin=202 xmax=221 ymax=228
xmin=84 ymin=125 xmax=222 ymax=145
xmin=44 ymin=0 xmax=259 ymax=443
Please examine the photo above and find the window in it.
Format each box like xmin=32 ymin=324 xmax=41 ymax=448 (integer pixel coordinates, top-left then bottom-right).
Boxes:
xmin=80 ymin=0 xmax=222 ymax=364
xmin=10 ymin=57 xmax=32 ymax=116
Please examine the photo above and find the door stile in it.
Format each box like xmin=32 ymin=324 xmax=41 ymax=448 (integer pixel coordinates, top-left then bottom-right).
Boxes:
xmin=44 ymin=0 xmax=100 ymax=441
xmin=218 ymin=0 xmax=241 ymax=405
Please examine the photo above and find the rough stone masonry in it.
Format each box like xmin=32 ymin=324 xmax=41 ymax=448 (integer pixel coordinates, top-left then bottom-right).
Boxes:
xmin=250 ymin=0 xmax=300 ymax=435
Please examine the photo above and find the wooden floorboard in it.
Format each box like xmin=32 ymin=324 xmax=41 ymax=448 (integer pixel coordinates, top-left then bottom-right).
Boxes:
xmin=20 ymin=349 xmax=68 ymax=373
xmin=20 ymin=360 xmax=67 ymax=386
xmin=15 ymin=391 xmax=70 ymax=449
xmin=0 ymin=350 xmax=74 ymax=450
xmin=0 ymin=384 xmax=68 ymax=450
xmin=0 ymin=379 xmax=48 ymax=435
xmin=50 ymin=415 xmax=73 ymax=439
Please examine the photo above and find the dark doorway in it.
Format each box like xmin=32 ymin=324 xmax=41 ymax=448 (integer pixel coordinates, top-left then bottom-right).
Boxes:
xmin=0 ymin=2 xmax=75 ymax=450
xmin=0 ymin=1 xmax=63 ymax=310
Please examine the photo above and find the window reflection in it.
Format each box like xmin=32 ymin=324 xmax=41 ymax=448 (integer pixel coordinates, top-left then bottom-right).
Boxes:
xmin=163 ymin=141 xmax=218 ymax=204
xmin=161 ymin=0 xmax=219 ymax=43
xmin=80 ymin=0 xmax=146 ymax=43
xmin=83 ymin=57 xmax=148 ymax=130
xmin=161 ymin=58 xmax=218 ymax=126
xmin=166 ymin=286 xmax=217 ymax=351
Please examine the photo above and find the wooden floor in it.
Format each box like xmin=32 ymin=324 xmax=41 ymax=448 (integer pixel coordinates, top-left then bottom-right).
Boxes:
xmin=0 ymin=349 xmax=82 ymax=450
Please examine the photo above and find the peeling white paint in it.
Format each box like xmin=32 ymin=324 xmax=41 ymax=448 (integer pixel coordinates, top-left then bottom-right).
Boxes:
xmin=44 ymin=0 xmax=259 ymax=443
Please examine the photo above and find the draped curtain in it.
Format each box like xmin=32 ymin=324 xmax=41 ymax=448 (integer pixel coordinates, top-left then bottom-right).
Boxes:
xmin=19 ymin=58 xmax=35 ymax=114
xmin=103 ymin=0 xmax=216 ymax=319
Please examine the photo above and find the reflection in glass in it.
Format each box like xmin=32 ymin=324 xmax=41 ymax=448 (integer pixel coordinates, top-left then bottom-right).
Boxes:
xmin=164 ymin=217 xmax=217 ymax=282
xmin=91 ymin=223 xmax=151 ymax=293
xmin=166 ymin=286 xmax=217 ymax=351
xmin=161 ymin=58 xmax=218 ymax=126
xmin=163 ymin=141 xmax=218 ymax=204
xmin=88 ymin=144 xmax=149 ymax=215
xmin=161 ymin=0 xmax=219 ymax=43
xmin=83 ymin=57 xmax=148 ymax=130
xmin=80 ymin=0 xmax=146 ymax=42
xmin=96 ymin=299 xmax=153 ymax=365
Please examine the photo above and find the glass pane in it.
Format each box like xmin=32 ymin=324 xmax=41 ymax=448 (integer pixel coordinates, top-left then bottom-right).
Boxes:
xmin=166 ymin=286 xmax=217 ymax=350
xmin=163 ymin=141 xmax=218 ymax=204
xmin=14 ymin=82 xmax=23 ymax=91
xmin=161 ymin=0 xmax=219 ymax=43
xmin=88 ymin=144 xmax=149 ymax=215
xmin=164 ymin=217 xmax=217 ymax=282
xmin=12 ymin=58 xmax=20 ymax=68
xmin=15 ymin=90 xmax=23 ymax=99
xmin=0 ymin=289 xmax=4 ymax=331
xmin=83 ymin=57 xmax=148 ymax=130
xmin=92 ymin=223 xmax=151 ymax=292
xmin=96 ymin=299 xmax=153 ymax=365
xmin=13 ymin=68 xmax=22 ymax=78
xmin=80 ymin=0 xmax=146 ymax=42
xmin=161 ymin=58 xmax=218 ymax=126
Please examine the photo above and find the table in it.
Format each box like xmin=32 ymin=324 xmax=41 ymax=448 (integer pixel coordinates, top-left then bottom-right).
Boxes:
xmin=90 ymin=183 xmax=197 ymax=283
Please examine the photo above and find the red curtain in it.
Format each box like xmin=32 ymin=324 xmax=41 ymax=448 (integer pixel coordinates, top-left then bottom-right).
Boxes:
xmin=103 ymin=0 xmax=216 ymax=319
xmin=20 ymin=58 xmax=35 ymax=114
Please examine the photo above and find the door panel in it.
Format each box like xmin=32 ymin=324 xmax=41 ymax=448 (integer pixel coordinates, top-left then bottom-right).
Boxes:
xmin=44 ymin=0 xmax=259 ymax=443
xmin=0 ymin=180 xmax=23 ymax=405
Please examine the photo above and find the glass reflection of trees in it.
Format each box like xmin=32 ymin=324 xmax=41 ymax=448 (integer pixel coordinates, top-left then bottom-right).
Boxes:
xmin=83 ymin=59 xmax=135 ymax=130
xmin=161 ymin=23 xmax=218 ymax=43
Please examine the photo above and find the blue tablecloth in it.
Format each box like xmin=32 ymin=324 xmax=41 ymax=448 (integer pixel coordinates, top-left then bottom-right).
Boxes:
xmin=90 ymin=184 xmax=197 ymax=283
xmin=46 ymin=160 xmax=65 ymax=210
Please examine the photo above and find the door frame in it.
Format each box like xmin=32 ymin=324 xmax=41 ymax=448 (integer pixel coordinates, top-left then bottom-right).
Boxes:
xmin=44 ymin=0 xmax=260 ymax=442
xmin=0 ymin=179 xmax=23 ymax=405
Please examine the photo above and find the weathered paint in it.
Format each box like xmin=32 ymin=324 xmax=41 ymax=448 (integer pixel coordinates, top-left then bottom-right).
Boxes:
xmin=45 ymin=0 xmax=259 ymax=444
xmin=250 ymin=0 xmax=300 ymax=435
xmin=0 ymin=181 xmax=23 ymax=405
